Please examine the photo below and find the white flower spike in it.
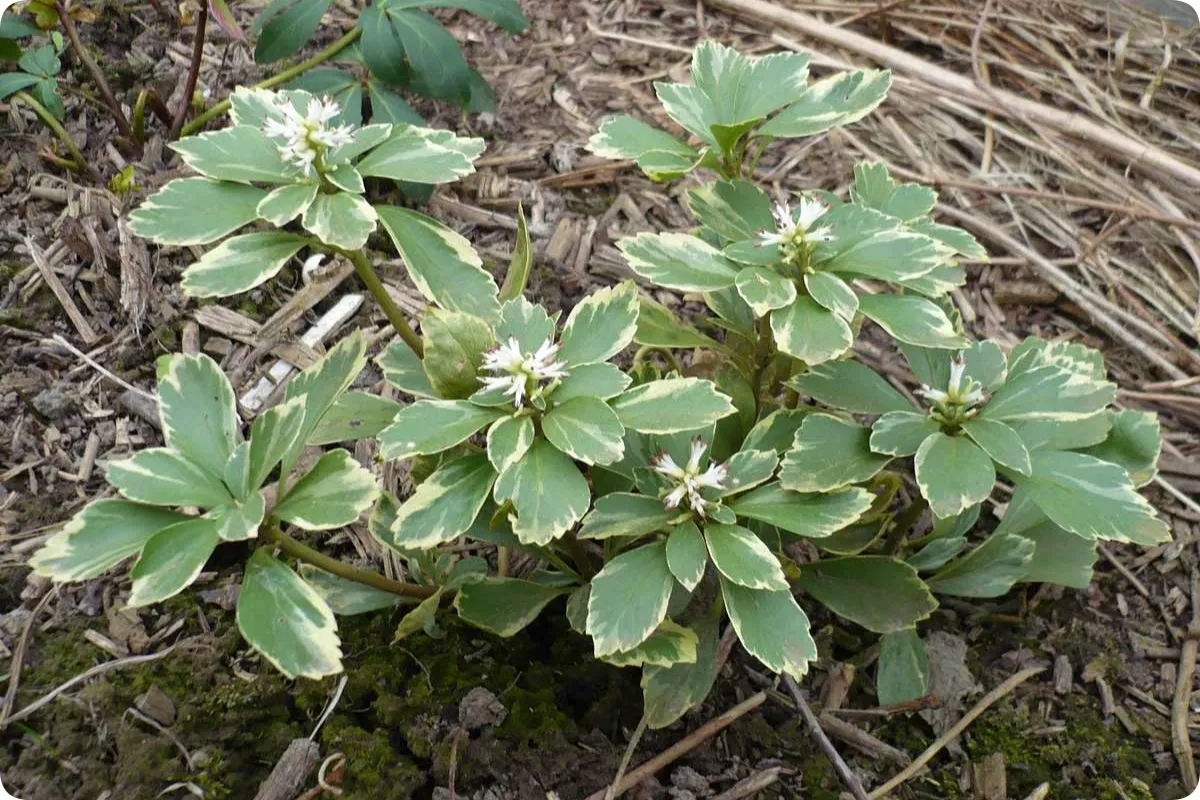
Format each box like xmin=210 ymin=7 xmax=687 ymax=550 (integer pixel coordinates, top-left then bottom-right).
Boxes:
xmin=478 ymin=336 xmax=570 ymax=408
xmin=758 ymin=197 xmax=833 ymax=247
xmin=916 ymin=355 xmax=986 ymax=409
xmin=262 ymin=95 xmax=355 ymax=175
xmin=650 ymin=438 xmax=728 ymax=518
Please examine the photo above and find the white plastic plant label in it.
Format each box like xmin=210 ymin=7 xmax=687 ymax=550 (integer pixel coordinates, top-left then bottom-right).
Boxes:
xmin=0 ymin=775 xmax=24 ymax=800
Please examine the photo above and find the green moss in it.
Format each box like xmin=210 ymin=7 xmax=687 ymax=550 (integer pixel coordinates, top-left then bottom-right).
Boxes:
xmin=327 ymin=727 xmax=424 ymax=799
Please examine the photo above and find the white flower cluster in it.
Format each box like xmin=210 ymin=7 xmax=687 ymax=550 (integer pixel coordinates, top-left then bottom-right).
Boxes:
xmin=262 ymin=95 xmax=354 ymax=174
xmin=651 ymin=438 xmax=728 ymax=519
xmin=916 ymin=355 xmax=985 ymax=408
xmin=478 ymin=336 xmax=570 ymax=408
xmin=757 ymin=198 xmax=833 ymax=247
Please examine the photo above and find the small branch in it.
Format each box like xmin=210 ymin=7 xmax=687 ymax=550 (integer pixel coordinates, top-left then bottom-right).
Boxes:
xmin=344 ymin=249 xmax=424 ymax=358
xmin=583 ymin=692 xmax=766 ymax=800
xmin=562 ymin=533 xmax=598 ymax=581
xmin=605 ymin=715 xmax=647 ymax=800
xmin=170 ymin=3 xmax=208 ymax=139
xmin=261 ymin=524 xmax=437 ymax=600
xmin=882 ymin=496 xmax=927 ymax=556
xmin=182 ymin=28 xmax=361 ymax=136
xmin=1172 ymin=569 xmax=1200 ymax=792
xmin=869 ymin=666 xmax=1045 ymax=798
xmin=780 ymin=675 xmax=870 ymax=800
xmin=12 ymin=91 xmax=99 ymax=181
xmin=56 ymin=1 xmax=133 ymax=139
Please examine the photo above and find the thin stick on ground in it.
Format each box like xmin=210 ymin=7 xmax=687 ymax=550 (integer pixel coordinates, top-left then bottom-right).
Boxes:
xmin=780 ymin=674 xmax=870 ymax=800
xmin=1171 ymin=569 xmax=1199 ymax=792
xmin=56 ymin=1 xmax=133 ymax=139
xmin=582 ymin=691 xmax=767 ymax=800
xmin=12 ymin=92 xmax=99 ymax=181
xmin=0 ymin=589 xmax=56 ymax=727
xmin=868 ymin=666 xmax=1045 ymax=799
xmin=169 ymin=3 xmax=208 ymax=139
xmin=606 ymin=715 xmax=648 ymax=800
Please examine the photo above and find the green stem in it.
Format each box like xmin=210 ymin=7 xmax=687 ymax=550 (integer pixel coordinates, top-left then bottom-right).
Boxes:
xmin=181 ymin=28 xmax=362 ymax=136
xmin=882 ymin=496 xmax=928 ymax=556
xmin=261 ymin=522 xmax=437 ymax=599
xmin=561 ymin=533 xmax=597 ymax=581
xmin=343 ymin=249 xmax=424 ymax=358
xmin=751 ymin=314 xmax=774 ymax=403
xmin=13 ymin=91 xmax=99 ymax=182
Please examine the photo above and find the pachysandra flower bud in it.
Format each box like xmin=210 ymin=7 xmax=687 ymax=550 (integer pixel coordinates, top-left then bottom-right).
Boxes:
xmin=262 ymin=95 xmax=355 ymax=176
xmin=650 ymin=437 xmax=729 ymax=518
xmin=478 ymin=336 xmax=570 ymax=408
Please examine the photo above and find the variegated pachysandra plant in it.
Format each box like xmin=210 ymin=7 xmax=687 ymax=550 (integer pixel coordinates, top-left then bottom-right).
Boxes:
xmin=29 ymin=41 xmax=1170 ymax=733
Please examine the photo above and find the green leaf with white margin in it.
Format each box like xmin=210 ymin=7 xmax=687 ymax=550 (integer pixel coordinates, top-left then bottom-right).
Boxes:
xmin=678 ymin=41 xmax=812 ymax=137
xmin=328 ymin=122 xmax=393 ymax=164
xmin=735 ymin=267 xmax=796 ymax=316
xmin=551 ymin=363 xmax=632 ymax=405
xmin=688 ymin=179 xmax=775 ymax=243
xmin=665 ymin=520 xmax=707 ymax=592
xmin=870 ymin=411 xmax=940 ymax=457
xmin=494 ymin=439 xmax=591 ymax=545
xmin=858 ymin=294 xmax=969 ymax=349
xmin=227 ymin=86 xmax=277 ymax=127
xmin=796 ymin=556 xmax=936 ymax=633
xmin=494 ymin=295 xmax=556 ymax=353
xmin=499 ymin=203 xmax=532 ymax=302
xmin=170 ymin=126 xmax=296 ymax=184
xmin=770 ymin=296 xmax=853 ymax=365
xmin=1022 ymin=450 xmax=1169 ymax=545
xmin=454 ymin=577 xmax=569 ymax=637
xmin=876 ymin=629 xmax=929 ymax=705
xmin=586 ymin=541 xmax=675 ymax=657
xmin=586 ymin=115 xmax=699 ymax=181
xmin=1007 ymin=336 xmax=1106 ymax=380
xmin=851 ymin=162 xmax=937 ymax=223
xmin=273 ymin=450 xmax=379 ymax=530
xmin=780 ymin=415 xmax=891 ymax=493
xmin=486 ymin=414 xmax=534 ymax=474
xmin=633 ymin=296 xmax=723 ymax=351
xmin=610 ymin=378 xmax=735 ymax=435
xmin=246 ymin=397 xmax=304 ymax=491
xmin=980 ymin=365 xmax=1116 ymax=424
xmin=719 ymin=449 xmax=778 ymax=497
xmin=256 ymin=182 xmax=319 ymax=226
xmin=105 ymin=448 xmax=232 ymax=508
xmin=387 ymin=454 xmax=496 ymax=549
xmin=376 ymin=340 xmax=436 ymax=398
xmin=1078 ymin=409 xmax=1161 ymax=487
xmin=377 ymin=205 xmax=500 ymax=321
xmin=356 ymin=124 xmax=485 ymax=183
xmin=422 ymin=309 xmax=495 ymax=400
xmin=759 ymin=69 xmax=892 ymax=138
xmin=905 ymin=537 xmax=967 ymax=572
xmin=909 ymin=219 xmax=987 ymax=261
xmin=579 ymin=493 xmax=675 ymax=540
xmin=30 ymin=500 xmax=189 ymax=582
xmin=640 ymin=611 xmax=718 ymax=727
xmin=1007 ymin=415 xmax=1112 ymax=454
xmin=914 ymin=433 xmax=995 ymax=519
xmin=822 ymin=232 xmax=939 ymax=286
xmin=280 ymin=332 xmax=368 ymax=470
xmin=325 ymin=164 xmax=364 ymax=194
xmin=127 ymin=178 xmax=267 ymax=245
xmin=156 ymin=353 xmax=238 ymax=477
xmin=805 ymin=272 xmax=859 ymax=321
xmin=181 ymin=231 xmax=309 ymax=298
xmin=742 ymin=409 xmax=810 ymax=455
xmin=300 ymin=191 xmax=378 ymax=250
xmin=962 ymin=419 xmax=1031 ymax=476
xmin=394 ymin=589 xmax=445 ymax=642
xmin=721 ymin=578 xmax=816 ymax=679
xmin=308 ymin=391 xmax=402 ymax=445
xmin=126 ymin=517 xmax=221 ymax=607
xmin=1017 ymin=518 xmax=1097 ymax=589
xmin=926 ymin=533 xmax=1036 ymax=598
xmin=558 ymin=281 xmax=639 ymax=366
xmin=617 ymin=232 xmax=741 ymax=293
xmin=378 ymin=400 xmax=504 ymax=460
xmin=299 ymin=564 xmax=404 ymax=615
xmin=542 ymin=396 xmax=625 ymax=465
xmin=731 ymin=484 xmax=873 ymax=538
xmin=604 ymin=620 xmax=698 ymax=668
xmin=222 ymin=440 xmax=251 ymax=498
xmin=211 ymin=491 xmax=267 ymax=541
xmin=704 ymin=523 xmax=788 ymax=591
xmin=788 ymin=360 xmax=910 ymax=415
xmin=237 ymin=549 xmax=342 ymax=679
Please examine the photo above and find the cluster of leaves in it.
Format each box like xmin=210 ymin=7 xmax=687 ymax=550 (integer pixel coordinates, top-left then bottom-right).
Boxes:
xmin=127 ymin=87 xmax=491 ymax=305
xmin=30 ymin=43 xmax=1170 ymax=731
xmin=254 ymin=0 xmax=527 ymax=121
xmin=0 ymin=16 xmax=64 ymax=116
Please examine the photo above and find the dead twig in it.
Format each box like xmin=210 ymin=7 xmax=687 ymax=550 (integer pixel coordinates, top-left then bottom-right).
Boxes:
xmin=582 ymin=691 xmax=766 ymax=800
xmin=780 ymin=675 xmax=870 ymax=800
xmin=0 ymin=589 xmax=57 ymax=727
xmin=869 ymin=666 xmax=1045 ymax=798
xmin=1172 ymin=569 xmax=1200 ymax=792
xmin=169 ymin=4 xmax=207 ymax=139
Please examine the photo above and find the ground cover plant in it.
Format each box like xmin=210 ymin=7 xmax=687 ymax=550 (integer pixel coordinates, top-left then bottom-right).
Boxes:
xmin=26 ymin=39 xmax=1170 ymax=743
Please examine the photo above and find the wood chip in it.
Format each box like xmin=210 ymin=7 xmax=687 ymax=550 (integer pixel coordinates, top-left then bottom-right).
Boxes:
xmin=26 ymin=236 xmax=98 ymax=345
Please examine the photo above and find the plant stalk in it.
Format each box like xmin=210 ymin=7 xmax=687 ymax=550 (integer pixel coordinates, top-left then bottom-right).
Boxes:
xmin=261 ymin=523 xmax=437 ymax=600
xmin=344 ymin=249 xmax=424 ymax=357
xmin=561 ymin=533 xmax=597 ymax=581
xmin=883 ymin=496 xmax=928 ymax=556
xmin=12 ymin=91 xmax=100 ymax=182
xmin=56 ymin=2 xmax=134 ymax=139
xmin=181 ymin=28 xmax=361 ymax=136
xmin=169 ymin=3 xmax=208 ymax=139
